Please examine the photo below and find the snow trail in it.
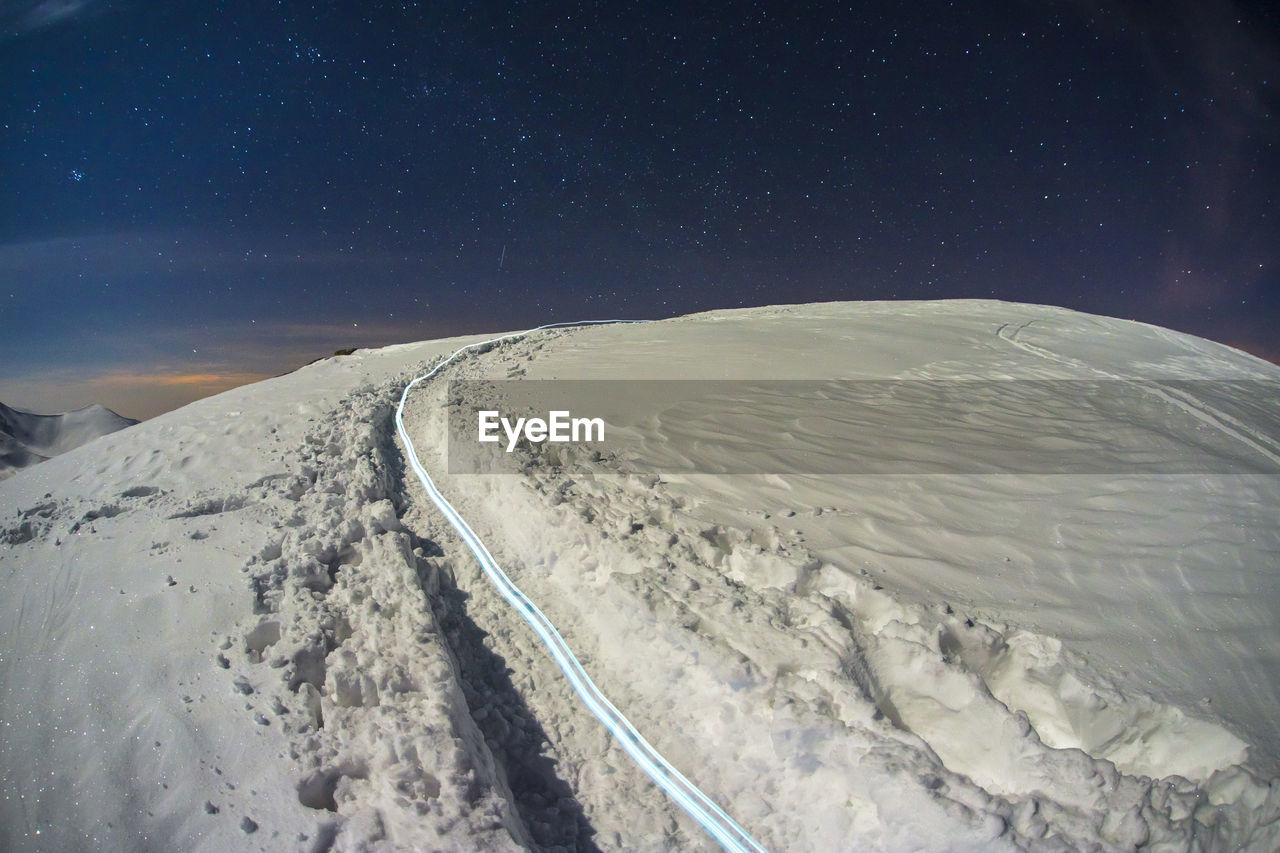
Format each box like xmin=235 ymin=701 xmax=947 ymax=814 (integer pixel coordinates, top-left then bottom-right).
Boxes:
xmin=394 ymin=321 xmax=769 ymax=853
xmin=997 ymin=319 xmax=1280 ymax=466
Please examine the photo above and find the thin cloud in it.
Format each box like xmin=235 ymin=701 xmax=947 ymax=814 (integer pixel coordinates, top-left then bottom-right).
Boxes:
xmin=0 ymin=367 xmax=272 ymax=421
xmin=95 ymin=370 xmax=270 ymax=388
xmin=0 ymin=315 xmax=474 ymax=420
xmin=1 ymin=0 xmax=107 ymax=37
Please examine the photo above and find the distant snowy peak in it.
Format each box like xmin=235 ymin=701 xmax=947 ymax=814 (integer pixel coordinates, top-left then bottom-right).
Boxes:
xmin=0 ymin=401 xmax=137 ymax=479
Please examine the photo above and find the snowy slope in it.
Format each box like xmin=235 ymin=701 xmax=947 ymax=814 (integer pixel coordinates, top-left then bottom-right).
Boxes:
xmin=0 ymin=401 xmax=137 ymax=479
xmin=2 ymin=301 xmax=1278 ymax=852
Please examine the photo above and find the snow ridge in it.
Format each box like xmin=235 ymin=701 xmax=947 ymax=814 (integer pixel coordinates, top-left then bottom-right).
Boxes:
xmin=0 ymin=400 xmax=137 ymax=480
xmin=5 ymin=301 xmax=1277 ymax=850
xmin=395 ymin=322 xmax=769 ymax=853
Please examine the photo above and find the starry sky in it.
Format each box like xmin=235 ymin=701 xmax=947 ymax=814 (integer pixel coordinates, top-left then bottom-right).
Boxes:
xmin=2 ymin=1 xmax=1277 ymax=419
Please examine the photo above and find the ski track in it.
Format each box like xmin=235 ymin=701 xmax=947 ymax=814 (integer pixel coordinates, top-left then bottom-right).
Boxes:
xmin=996 ymin=320 xmax=1280 ymax=468
xmin=394 ymin=322 xmax=769 ymax=853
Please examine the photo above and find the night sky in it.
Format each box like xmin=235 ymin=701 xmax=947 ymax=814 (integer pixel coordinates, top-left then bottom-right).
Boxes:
xmin=2 ymin=1 xmax=1278 ymax=419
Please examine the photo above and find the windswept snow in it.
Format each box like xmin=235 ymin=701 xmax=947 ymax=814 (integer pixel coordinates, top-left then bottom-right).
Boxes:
xmin=0 ymin=401 xmax=137 ymax=480
xmin=2 ymin=300 xmax=1279 ymax=851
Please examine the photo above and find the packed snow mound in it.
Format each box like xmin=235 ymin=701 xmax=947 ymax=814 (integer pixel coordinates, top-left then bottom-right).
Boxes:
xmin=0 ymin=401 xmax=137 ymax=479
xmin=1 ymin=300 xmax=1279 ymax=852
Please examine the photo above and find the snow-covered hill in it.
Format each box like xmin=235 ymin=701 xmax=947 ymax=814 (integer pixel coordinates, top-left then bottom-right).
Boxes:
xmin=0 ymin=401 xmax=137 ymax=480
xmin=1 ymin=300 xmax=1278 ymax=851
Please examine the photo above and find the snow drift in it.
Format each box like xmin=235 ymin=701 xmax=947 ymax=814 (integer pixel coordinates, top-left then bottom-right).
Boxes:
xmin=0 ymin=400 xmax=137 ymax=480
xmin=1 ymin=300 xmax=1278 ymax=852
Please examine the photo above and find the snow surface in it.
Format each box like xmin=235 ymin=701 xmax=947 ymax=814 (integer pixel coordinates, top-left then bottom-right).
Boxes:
xmin=0 ymin=401 xmax=137 ymax=480
xmin=1 ymin=300 xmax=1278 ymax=851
